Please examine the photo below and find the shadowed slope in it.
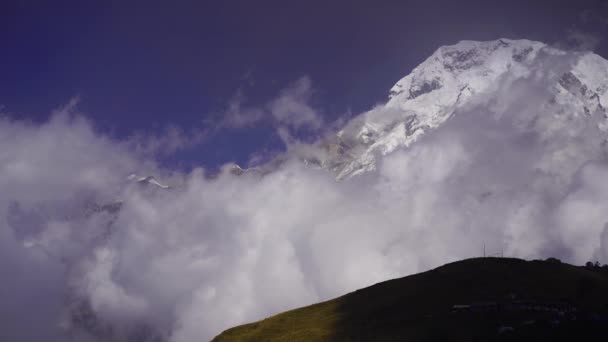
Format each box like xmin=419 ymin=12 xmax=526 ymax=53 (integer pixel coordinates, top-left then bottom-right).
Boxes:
xmin=213 ymin=258 xmax=608 ymax=341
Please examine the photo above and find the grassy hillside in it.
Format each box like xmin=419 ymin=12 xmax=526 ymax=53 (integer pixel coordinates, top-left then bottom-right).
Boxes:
xmin=213 ymin=257 xmax=608 ymax=341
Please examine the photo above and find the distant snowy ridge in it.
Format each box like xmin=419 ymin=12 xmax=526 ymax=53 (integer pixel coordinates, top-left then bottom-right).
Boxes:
xmin=128 ymin=174 xmax=170 ymax=189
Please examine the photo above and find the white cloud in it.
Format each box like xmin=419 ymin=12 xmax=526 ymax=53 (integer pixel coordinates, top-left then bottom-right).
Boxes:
xmin=565 ymin=28 xmax=601 ymax=51
xmin=222 ymin=76 xmax=323 ymax=132
xmin=126 ymin=124 xmax=210 ymax=157
xmin=268 ymin=76 xmax=323 ymax=129
xmin=222 ymin=90 xmax=266 ymax=128
xmin=2 ymin=53 xmax=608 ymax=341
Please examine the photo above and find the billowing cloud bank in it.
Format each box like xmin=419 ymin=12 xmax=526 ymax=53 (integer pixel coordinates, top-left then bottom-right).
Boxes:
xmin=3 ymin=65 xmax=608 ymax=341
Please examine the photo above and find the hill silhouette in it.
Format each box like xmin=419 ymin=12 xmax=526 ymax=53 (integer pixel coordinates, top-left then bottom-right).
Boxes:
xmin=213 ymin=257 xmax=608 ymax=341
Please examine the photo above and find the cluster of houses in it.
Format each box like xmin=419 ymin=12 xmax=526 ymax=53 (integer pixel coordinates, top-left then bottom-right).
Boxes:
xmin=450 ymin=296 xmax=608 ymax=335
xmin=451 ymin=299 xmax=575 ymax=315
xmin=451 ymin=298 xmax=576 ymax=335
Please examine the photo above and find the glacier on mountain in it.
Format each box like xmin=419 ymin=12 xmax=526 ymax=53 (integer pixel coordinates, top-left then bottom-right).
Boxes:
xmin=310 ymin=39 xmax=608 ymax=179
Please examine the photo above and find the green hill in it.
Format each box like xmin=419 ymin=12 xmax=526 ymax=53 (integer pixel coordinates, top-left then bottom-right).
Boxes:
xmin=213 ymin=257 xmax=608 ymax=341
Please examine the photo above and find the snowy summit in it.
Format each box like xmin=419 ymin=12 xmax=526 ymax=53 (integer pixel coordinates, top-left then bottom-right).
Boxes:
xmin=315 ymin=39 xmax=608 ymax=179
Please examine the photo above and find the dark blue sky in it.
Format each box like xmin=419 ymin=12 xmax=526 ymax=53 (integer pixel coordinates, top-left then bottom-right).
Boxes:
xmin=2 ymin=0 xmax=607 ymax=169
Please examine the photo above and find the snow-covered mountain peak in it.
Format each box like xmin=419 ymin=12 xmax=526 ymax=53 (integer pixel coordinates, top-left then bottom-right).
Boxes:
xmin=127 ymin=174 xmax=170 ymax=189
xmin=321 ymin=39 xmax=608 ymax=179
xmin=387 ymin=39 xmax=544 ymax=106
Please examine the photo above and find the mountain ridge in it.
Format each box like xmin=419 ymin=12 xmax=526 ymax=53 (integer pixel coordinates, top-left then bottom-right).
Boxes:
xmin=213 ymin=257 xmax=608 ymax=341
xmin=299 ymin=38 xmax=608 ymax=180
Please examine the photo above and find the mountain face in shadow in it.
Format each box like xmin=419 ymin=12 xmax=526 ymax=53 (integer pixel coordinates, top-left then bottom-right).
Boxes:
xmin=213 ymin=258 xmax=608 ymax=341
